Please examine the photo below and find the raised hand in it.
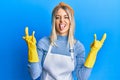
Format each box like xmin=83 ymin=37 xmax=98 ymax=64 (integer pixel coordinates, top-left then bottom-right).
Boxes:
xmin=84 ymin=33 xmax=107 ymax=68
xmin=23 ymin=27 xmax=39 ymax=62
xmin=23 ymin=27 xmax=36 ymax=47
xmin=90 ymin=33 xmax=106 ymax=51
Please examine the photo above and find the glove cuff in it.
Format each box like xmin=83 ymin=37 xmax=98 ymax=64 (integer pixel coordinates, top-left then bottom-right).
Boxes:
xmin=28 ymin=47 xmax=39 ymax=62
xmin=84 ymin=50 xmax=97 ymax=68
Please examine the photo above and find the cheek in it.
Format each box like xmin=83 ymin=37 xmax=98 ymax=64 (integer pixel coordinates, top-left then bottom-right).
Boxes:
xmin=67 ymin=20 xmax=70 ymax=27
xmin=55 ymin=21 xmax=59 ymax=30
xmin=67 ymin=19 xmax=70 ymax=24
xmin=55 ymin=20 xmax=59 ymax=25
xmin=56 ymin=20 xmax=61 ymax=26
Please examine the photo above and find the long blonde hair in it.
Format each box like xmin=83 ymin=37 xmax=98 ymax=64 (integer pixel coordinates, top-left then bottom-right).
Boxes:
xmin=50 ymin=2 xmax=76 ymax=48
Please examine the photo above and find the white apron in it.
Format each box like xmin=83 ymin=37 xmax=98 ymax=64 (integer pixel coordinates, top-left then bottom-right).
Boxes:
xmin=41 ymin=45 xmax=75 ymax=80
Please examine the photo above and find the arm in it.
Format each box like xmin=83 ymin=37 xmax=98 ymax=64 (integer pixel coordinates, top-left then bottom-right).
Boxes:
xmin=28 ymin=37 xmax=50 ymax=80
xmin=23 ymin=27 xmax=42 ymax=79
xmin=28 ymin=47 xmax=43 ymax=80
xmin=76 ymin=33 xmax=106 ymax=80
xmin=75 ymin=41 xmax=92 ymax=80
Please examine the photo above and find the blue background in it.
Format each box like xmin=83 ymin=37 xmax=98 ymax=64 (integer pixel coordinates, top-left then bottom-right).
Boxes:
xmin=0 ymin=0 xmax=120 ymax=80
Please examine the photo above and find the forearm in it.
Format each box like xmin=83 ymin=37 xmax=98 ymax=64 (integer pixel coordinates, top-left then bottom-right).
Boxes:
xmin=28 ymin=47 xmax=44 ymax=80
xmin=28 ymin=46 xmax=39 ymax=62
xmin=28 ymin=62 xmax=42 ymax=80
xmin=84 ymin=49 xmax=98 ymax=68
xmin=76 ymin=65 xmax=92 ymax=80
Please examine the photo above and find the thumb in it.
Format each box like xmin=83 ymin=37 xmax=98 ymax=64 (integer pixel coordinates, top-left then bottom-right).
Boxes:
xmin=22 ymin=36 xmax=25 ymax=40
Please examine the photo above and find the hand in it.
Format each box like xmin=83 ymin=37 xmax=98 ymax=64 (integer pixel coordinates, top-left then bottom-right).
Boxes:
xmin=23 ymin=27 xmax=36 ymax=48
xmin=23 ymin=27 xmax=39 ymax=62
xmin=90 ymin=33 xmax=106 ymax=51
xmin=84 ymin=33 xmax=107 ymax=68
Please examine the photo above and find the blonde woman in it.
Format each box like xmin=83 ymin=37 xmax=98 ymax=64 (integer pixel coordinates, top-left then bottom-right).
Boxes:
xmin=23 ymin=2 xmax=106 ymax=80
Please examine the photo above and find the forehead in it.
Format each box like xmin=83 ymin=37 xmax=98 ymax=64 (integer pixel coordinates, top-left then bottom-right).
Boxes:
xmin=55 ymin=8 xmax=68 ymax=16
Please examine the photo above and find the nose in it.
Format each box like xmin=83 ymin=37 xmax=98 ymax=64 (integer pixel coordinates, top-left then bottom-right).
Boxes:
xmin=60 ymin=17 xmax=64 ymax=22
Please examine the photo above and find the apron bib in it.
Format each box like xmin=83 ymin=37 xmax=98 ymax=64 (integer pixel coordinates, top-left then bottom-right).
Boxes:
xmin=42 ymin=45 xmax=75 ymax=80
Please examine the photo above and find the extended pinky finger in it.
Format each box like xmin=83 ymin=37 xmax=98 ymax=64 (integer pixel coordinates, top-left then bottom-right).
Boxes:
xmin=32 ymin=31 xmax=35 ymax=38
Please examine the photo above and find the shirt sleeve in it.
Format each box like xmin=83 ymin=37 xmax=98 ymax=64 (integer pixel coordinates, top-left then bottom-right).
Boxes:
xmin=75 ymin=41 xmax=92 ymax=80
xmin=27 ymin=47 xmax=43 ymax=79
xmin=28 ymin=37 xmax=49 ymax=80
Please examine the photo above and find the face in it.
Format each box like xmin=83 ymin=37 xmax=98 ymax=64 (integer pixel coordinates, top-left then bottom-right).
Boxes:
xmin=55 ymin=8 xmax=70 ymax=36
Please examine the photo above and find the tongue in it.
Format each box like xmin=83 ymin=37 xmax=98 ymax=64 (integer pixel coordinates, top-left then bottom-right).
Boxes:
xmin=60 ymin=24 xmax=65 ymax=30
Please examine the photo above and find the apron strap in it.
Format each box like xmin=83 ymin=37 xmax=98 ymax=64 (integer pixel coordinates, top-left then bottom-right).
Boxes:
xmin=48 ymin=45 xmax=52 ymax=54
xmin=69 ymin=46 xmax=74 ymax=60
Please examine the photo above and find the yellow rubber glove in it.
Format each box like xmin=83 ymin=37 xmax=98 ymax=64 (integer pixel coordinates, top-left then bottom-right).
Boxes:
xmin=84 ymin=33 xmax=106 ymax=68
xmin=23 ymin=27 xmax=39 ymax=62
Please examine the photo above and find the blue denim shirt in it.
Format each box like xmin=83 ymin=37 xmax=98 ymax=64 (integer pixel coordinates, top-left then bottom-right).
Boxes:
xmin=28 ymin=35 xmax=92 ymax=80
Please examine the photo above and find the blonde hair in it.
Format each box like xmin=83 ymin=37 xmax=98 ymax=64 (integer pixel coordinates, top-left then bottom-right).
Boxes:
xmin=50 ymin=2 xmax=76 ymax=48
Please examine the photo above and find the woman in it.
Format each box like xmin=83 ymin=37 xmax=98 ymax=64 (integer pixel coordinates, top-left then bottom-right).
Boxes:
xmin=23 ymin=2 xmax=106 ymax=80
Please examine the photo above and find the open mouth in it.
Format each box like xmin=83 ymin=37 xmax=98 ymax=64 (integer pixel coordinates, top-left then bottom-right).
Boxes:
xmin=59 ymin=23 xmax=66 ymax=30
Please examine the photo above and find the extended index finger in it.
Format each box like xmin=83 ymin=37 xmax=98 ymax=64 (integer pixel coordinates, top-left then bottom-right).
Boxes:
xmin=100 ymin=33 xmax=107 ymax=43
xmin=25 ymin=27 xmax=29 ymax=36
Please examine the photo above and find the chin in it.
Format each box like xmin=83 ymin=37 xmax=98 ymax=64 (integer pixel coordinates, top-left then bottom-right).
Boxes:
xmin=58 ymin=31 xmax=68 ymax=35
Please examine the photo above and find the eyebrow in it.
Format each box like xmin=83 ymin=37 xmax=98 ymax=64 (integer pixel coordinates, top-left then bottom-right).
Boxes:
xmin=55 ymin=15 xmax=60 ymax=17
xmin=55 ymin=15 xmax=68 ymax=17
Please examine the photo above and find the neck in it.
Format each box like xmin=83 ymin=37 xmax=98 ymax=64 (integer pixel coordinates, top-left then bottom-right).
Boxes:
xmin=57 ymin=35 xmax=68 ymax=41
xmin=56 ymin=32 xmax=68 ymax=36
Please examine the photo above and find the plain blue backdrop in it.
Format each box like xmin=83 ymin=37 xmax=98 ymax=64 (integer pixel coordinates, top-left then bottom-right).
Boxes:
xmin=0 ymin=0 xmax=120 ymax=80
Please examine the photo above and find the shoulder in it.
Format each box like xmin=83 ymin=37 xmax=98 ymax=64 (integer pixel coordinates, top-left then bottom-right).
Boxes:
xmin=74 ymin=40 xmax=85 ymax=51
xmin=74 ymin=40 xmax=85 ymax=56
xmin=37 ymin=36 xmax=50 ymax=51
xmin=38 ymin=36 xmax=50 ymax=44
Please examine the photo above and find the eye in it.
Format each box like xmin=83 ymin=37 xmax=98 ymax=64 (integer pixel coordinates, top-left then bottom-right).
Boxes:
xmin=64 ymin=16 xmax=69 ymax=19
xmin=55 ymin=16 xmax=60 ymax=19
